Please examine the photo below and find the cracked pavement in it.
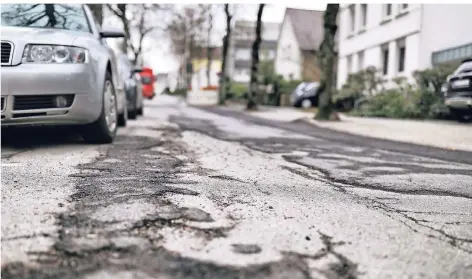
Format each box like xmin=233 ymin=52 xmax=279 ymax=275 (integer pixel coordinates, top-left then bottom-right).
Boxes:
xmin=2 ymin=95 xmax=472 ymax=279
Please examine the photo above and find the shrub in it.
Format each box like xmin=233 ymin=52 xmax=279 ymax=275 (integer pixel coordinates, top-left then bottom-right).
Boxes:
xmin=169 ymin=88 xmax=187 ymax=97
xmin=279 ymin=79 xmax=303 ymax=95
xmin=350 ymin=63 xmax=458 ymax=119
xmin=229 ymin=83 xmax=248 ymax=99
xmin=333 ymin=66 xmax=386 ymax=111
xmin=353 ymin=89 xmax=419 ymax=118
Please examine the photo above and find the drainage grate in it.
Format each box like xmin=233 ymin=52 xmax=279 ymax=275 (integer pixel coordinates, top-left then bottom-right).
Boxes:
xmin=13 ymin=95 xmax=74 ymax=110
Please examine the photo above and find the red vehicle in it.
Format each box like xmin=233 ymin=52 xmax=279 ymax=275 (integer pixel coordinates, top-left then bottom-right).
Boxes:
xmin=139 ymin=67 xmax=155 ymax=100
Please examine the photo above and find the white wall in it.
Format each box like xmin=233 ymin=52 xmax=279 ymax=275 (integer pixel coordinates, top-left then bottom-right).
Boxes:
xmin=419 ymin=4 xmax=472 ymax=69
xmin=275 ymin=17 xmax=302 ymax=80
xmin=232 ymin=68 xmax=251 ymax=83
xmin=337 ymin=4 xmax=422 ymax=89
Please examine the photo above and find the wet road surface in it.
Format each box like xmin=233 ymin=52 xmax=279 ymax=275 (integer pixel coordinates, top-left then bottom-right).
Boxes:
xmin=2 ymin=95 xmax=472 ymax=279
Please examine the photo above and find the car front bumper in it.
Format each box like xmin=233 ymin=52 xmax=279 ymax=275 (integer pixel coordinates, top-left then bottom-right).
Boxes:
xmin=445 ymin=96 xmax=472 ymax=110
xmin=1 ymin=63 xmax=102 ymax=126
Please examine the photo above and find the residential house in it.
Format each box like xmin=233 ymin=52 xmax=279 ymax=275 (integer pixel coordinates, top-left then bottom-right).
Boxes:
xmin=337 ymin=4 xmax=472 ymax=90
xmin=274 ymin=8 xmax=325 ymax=82
xmin=189 ymin=47 xmax=222 ymax=90
xmin=226 ymin=20 xmax=280 ymax=83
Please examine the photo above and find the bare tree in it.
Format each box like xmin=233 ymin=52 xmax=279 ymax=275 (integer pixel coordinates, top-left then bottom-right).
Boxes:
xmin=87 ymin=4 xmax=103 ymax=25
xmin=166 ymin=5 xmax=209 ymax=88
xmin=107 ymin=4 xmax=168 ymax=65
xmin=247 ymin=4 xmax=265 ymax=110
xmin=206 ymin=5 xmax=214 ymax=87
xmin=219 ymin=4 xmax=233 ymax=105
xmin=315 ymin=4 xmax=340 ymax=120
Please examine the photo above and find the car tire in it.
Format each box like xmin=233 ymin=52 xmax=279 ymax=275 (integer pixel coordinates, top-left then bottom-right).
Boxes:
xmin=128 ymin=92 xmax=138 ymax=120
xmin=118 ymin=103 xmax=128 ymax=127
xmin=137 ymin=106 xmax=143 ymax=116
xmin=450 ymin=108 xmax=472 ymax=123
xmin=81 ymin=72 xmax=118 ymax=144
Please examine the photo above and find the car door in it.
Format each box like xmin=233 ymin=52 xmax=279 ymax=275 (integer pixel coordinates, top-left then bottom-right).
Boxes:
xmin=83 ymin=5 xmax=126 ymax=113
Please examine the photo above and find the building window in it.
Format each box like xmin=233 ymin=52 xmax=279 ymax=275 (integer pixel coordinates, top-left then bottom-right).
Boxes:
xmin=384 ymin=4 xmax=392 ymax=18
xmin=235 ymin=48 xmax=251 ymax=60
xmin=347 ymin=55 xmax=353 ymax=74
xmin=360 ymin=4 xmax=367 ymax=29
xmin=349 ymin=4 xmax=355 ymax=33
xmin=358 ymin=51 xmax=364 ymax=70
xmin=397 ymin=39 xmax=406 ymax=73
xmin=400 ymin=4 xmax=408 ymax=11
xmin=381 ymin=45 xmax=389 ymax=76
xmin=432 ymin=43 xmax=472 ymax=65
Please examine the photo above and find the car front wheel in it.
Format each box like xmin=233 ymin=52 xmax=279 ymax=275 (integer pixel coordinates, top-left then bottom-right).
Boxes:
xmin=128 ymin=90 xmax=138 ymax=120
xmin=81 ymin=72 xmax=118 ymax=143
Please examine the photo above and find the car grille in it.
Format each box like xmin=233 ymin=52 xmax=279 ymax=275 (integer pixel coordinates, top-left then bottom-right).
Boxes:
xmin=13 ymin=95 xmax=75 ymax=111
xmin=1 ymin=42 xmax=13 ymax=65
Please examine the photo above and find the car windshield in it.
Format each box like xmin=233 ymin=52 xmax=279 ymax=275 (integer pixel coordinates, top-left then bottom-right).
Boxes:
xmin=141 ymin=77 xmax=152 ymax=85
xmin=1 ymin=4 xmax=90 ymax=33
xmin=453 ymin=61 xmax=472 ymax=75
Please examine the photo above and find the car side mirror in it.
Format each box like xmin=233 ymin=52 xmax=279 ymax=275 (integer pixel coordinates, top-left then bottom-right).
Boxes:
xmin=100 ymin=27 xmax=125 ymax=38
xmin=132 ymin=67 xmax=143 ymax=73
xmin=130 ymin=67 xmax=143 ymax=78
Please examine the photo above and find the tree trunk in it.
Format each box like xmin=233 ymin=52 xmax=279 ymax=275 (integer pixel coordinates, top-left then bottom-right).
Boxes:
xmin=88 ymin=4 xmax=103 ymax=25
xmin=315 ymin=4 xmax=339 ymax=120
xmin=247 ymin=4 xmax=265 ymax=110
xmin=219 ymin=4 xmax=232 ymax=105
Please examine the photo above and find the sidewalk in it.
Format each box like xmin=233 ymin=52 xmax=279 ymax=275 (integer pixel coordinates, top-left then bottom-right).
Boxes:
xmin=224 ymin=103 xmax=472 ymax=152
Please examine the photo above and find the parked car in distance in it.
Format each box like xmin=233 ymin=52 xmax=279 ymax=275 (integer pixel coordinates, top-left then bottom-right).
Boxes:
xmin=1 ymin=4 xmax=127 ymax=143
xmin=140 ymin=67 xmax=155 ymax=100
xmin=444 ymin=59 xmax=472 ymax=122
xmin=290 ymin=82 xmax=320 ymax=108
xmin=117 ymin=53 xmax=144 ymax=119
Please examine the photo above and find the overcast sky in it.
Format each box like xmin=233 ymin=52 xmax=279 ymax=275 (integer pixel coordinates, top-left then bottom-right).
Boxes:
xmin=108 ymin=3 xmax=327 ymax=73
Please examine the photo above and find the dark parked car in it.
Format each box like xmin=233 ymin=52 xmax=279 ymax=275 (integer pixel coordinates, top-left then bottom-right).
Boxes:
xmin=444 ymin=59 xmax=472 ymax=122
xmin=290 ymin=82 xmax=320 ymax=108
xmin=117 ymin=53 xmax=144 ymax=119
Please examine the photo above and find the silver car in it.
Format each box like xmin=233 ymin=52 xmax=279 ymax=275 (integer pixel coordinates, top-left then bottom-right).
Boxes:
xmin=116 ymin=53 xmax=144 ymax=119
xmin=1 ymin=4 xmax=127 ymax=143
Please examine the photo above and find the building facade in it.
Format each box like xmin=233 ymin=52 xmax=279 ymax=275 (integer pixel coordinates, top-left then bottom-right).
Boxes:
xmin=337 ymin=4 xmax=472 ymax=89
xmin=226 ymin=21 xmax=280 ymax=83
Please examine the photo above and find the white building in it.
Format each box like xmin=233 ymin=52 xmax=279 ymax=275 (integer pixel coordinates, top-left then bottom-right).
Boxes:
xmin=337 ymin=4 xmax=472 ymax=89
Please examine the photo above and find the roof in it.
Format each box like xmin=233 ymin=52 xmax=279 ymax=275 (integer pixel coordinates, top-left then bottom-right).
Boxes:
xmin=284 ymin=8 xmax=324 ymax=50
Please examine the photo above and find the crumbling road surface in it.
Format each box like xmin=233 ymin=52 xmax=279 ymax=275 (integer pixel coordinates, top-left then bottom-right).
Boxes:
xmin=2 ymin=95 xmax=472 ymax=279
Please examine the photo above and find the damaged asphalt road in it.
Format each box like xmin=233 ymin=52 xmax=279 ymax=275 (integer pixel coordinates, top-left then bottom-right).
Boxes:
xmin=2 ymin=95 xmax=472 ymax=279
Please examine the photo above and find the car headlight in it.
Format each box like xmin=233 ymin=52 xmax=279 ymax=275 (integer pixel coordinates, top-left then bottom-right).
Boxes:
xmin=22 ymin=44 xmax=89 ymax=64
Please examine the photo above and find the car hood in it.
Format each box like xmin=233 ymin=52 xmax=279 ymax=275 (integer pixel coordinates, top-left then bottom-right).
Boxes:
xmin=0 ymin=26 xmax=93 ymax=46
